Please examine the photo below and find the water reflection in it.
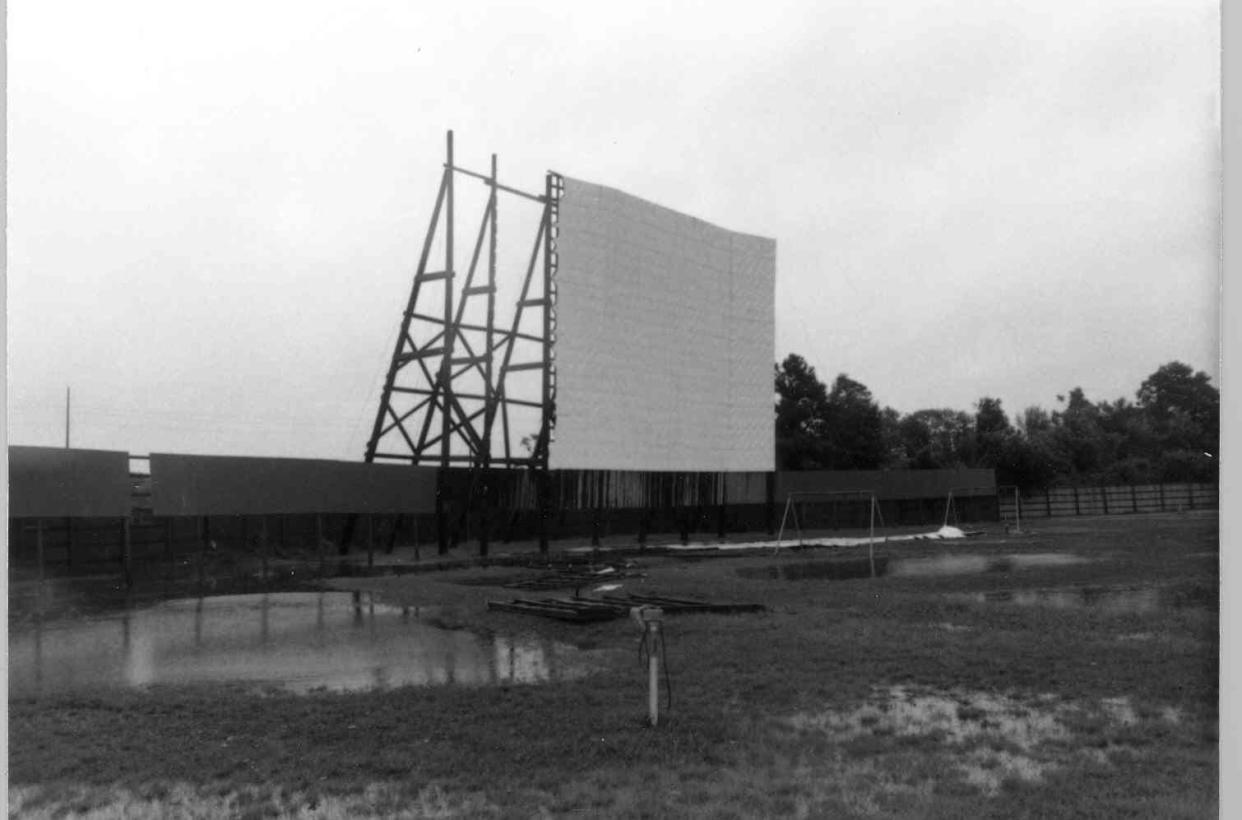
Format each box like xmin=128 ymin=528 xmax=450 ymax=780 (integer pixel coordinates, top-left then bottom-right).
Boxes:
xmin=887 ymin=553 xmax=1087 ymax=578
xmin=9 ymin=592 xmax=604 ymax=697
xmin=739 ymin=552 xmax=1089 ymax=582
xmin=957 ymin=585 xmax=1209 ymax=613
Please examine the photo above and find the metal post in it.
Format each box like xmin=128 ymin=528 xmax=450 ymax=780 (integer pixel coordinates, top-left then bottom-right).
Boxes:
xmin=199 ymin=516 xmax=208 ymax=589
xmin=436 ymin=470 xmax=449 ymax=555
xmin=648 ymin=620 xmax=661 ymax=727
xmin=479 ymin=472 xmax=490 ymax=558
xmin=481 ymin=152 xmax=498 ymax=463
xmin=678 ymin=473 xmax=689 ymax=546
xmin=164 ymin=517 xmax=174 ymax=576
xmin=123 ymin=516 xmax=133 ymax=589
xmin=541 ymin=172 xmax=554 ymax=467
xmin=775 ymin=496 xmax=792 ymax=550
xmin=367 ymin=514 xmax=374 ymax=571
xmin=317 ymin=514 xmax=326 ymax=576
xmin=261 ymin=516 xmax=269 ymax=585
xmin=440 ymin=129 xmax=455 ymax=477
xmin=537 ymin=470 xmax=550 ymax=555
xmin=765 ymin=472 xmax=776 ymax=535
xmin=868 ymin=495 xmax=877 ymax=578
xmin=1014 ymin=487 xmax=1022 ymax=533
xmin=637 ymin=607 xmax=666 ymax=728
xmin=36 ymin=518 xmax=45 ymax=589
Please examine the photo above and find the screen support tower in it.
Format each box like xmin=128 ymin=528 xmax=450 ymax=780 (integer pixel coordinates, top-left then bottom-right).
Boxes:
xmin=363 ymin=131 xmax=562 ymax=555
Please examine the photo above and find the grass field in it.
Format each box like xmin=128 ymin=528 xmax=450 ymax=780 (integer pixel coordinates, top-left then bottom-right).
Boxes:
xmin=8 ymin=512 xmax=1218 ymax=818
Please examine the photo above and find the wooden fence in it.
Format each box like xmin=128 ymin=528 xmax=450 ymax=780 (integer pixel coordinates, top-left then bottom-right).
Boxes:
xmin=999 ymin=483 xmax=1218 ymax=520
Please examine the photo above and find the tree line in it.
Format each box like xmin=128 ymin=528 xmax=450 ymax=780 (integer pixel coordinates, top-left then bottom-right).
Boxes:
xmin=774 ymin=354 xmax=1219 ymax=490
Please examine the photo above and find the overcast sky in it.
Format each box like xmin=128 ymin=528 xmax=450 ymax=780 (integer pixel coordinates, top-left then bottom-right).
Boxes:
xmin=6 ymin=0 xmax=1220 ymax=461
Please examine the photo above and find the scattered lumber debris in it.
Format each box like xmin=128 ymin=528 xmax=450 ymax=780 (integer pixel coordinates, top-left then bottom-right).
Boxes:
xmin=487 ymin=591 xmax=765 ymax=622
xmin=591 ymin=592 xmax=766 ymax=615
xmin=486 ymin=597 xmax=621 ymax=622
xmin=503 ymin=562 xmax=641 ymax=591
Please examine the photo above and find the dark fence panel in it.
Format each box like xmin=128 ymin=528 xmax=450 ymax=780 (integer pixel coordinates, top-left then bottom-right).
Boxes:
xmin=149 ymin=453 xmax=439 ymax=516
xmin=9 ymin=446 xmax=132 ymax=518
xmin=999 ymin=483 xmax=1218 ymax=519
xmin=776 ymin=468 xmax=996 ymax=501
xmin=441 ymin=468 xmax=991 ymax=544
xmin=482 ymin=469 xmax=770 ymax=512
xmin=8 ymin=516 xmax=129 ymax=570
xmin=9 ymin=512 xmax=429 ymax=573
xmin=10 ymin=457 xmax=1018 ymax=574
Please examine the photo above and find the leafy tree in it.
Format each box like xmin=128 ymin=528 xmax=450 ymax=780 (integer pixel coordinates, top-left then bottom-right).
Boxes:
xmin=822 ymin=374 xmax=885 ymax=469
xmin=1096 ymin=398 xmax=1155 ymax=464
xmin=897 ymin=413 xmax=935 ymax=468
xmin=774 ymin=354 xmax=830 ymax=469
xmin=1136 ymin=361 xmax=1219 ymax=464
xmin=975 ymin=398 xmax=1009 ymax=435
xmin=880 ymin=406 xmax=907 ymax=469
xmin=775 ymin=354 xmax=828 ymax=438
xmin=1137 ymin=362 xmax=1219 ymax=434
xmin=771 ymin=356 xmax=1219 ymax=487
xmin=773 ymin=357 xmax=885 ymax=469
xmin=995 ymin=433 xmax=1063 ymax=489
xmin=974 ymin=397 xmax=1012 ymax=467
xmin=1049 ymin=388 xmax=1110 ymax=477
xmin=1019 ymin=406 xmax=1053 ymax=436
xmin=899 ymin=408 xmax=976 ymax=468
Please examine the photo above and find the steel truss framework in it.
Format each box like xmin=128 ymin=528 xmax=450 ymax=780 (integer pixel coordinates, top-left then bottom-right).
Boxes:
xmin=364 ymin=131 xmax=561 ymax=473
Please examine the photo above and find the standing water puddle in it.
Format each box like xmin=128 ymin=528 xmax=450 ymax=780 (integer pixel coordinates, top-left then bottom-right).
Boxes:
xmin=886 ymin=553 xmax=1087 ymax=577
xmin=9 ymin=592 xmax=610 ymax=696
xmin=956 ymin=584 xmax=1216 ymax=613
xmin=739 ymin=553 xmax=1087 ymax=581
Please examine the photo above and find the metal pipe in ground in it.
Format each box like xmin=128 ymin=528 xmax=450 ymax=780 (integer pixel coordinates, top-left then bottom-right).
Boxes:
xmin=261 ymin=516 xmax=269 ymax=585
xmin=317 ymin=514 xmax=325 ymax=576
xmin=36 ymin=518 xmax=44 ymax=590
xmin=633 ymin=606 xmax=665 ymax=727
xmin=648 ymin=619 xmax=662 ymax=727
xmin=868 ymin=495 xmax=876 ymax=579
xmin=199 ymin=517 xmax=209 ymax=590
xmin=122 ymin=516 xmax=133 ymax=589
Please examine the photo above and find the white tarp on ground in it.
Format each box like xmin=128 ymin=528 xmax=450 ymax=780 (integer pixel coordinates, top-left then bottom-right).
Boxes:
xmin=567 ymin=526 xmax=970 ymax=553
xmin=552 ymin=177 xmax=776 ymax=472
xmin=661 ymin=526 xmax=971 ymax=552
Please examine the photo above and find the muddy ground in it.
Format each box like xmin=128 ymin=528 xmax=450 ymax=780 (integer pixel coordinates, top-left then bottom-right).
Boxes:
xmin=9 ymin=512 xmax=1218 ymax=818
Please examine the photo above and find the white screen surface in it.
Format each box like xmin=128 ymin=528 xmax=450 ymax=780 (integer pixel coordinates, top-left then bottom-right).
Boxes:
xmin=551 ymin=177 xmax=775 ymax=471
